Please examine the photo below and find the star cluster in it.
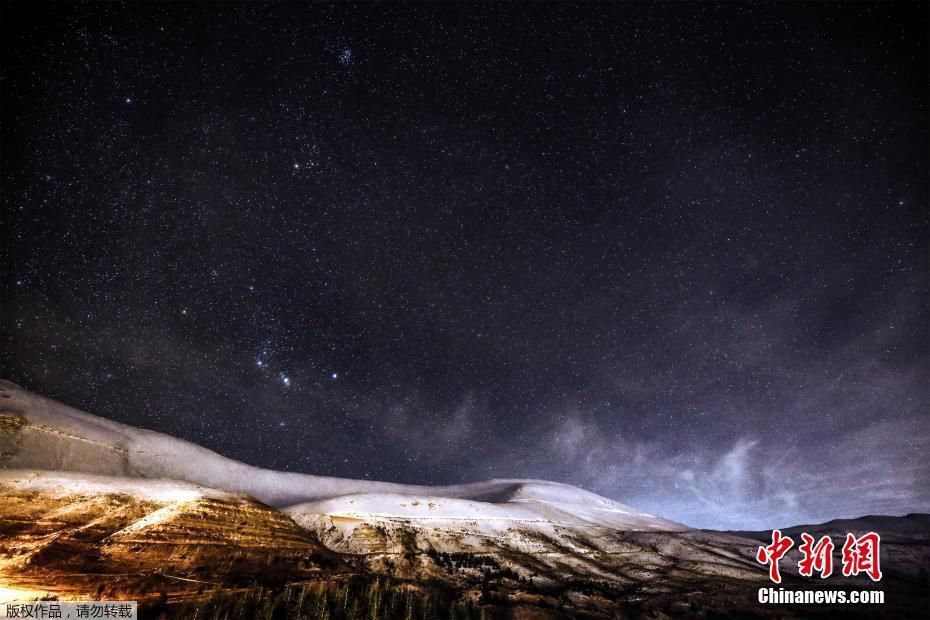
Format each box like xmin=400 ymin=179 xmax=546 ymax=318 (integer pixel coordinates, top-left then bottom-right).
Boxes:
xmin=1 ymin=3 xmax=927 ymax=529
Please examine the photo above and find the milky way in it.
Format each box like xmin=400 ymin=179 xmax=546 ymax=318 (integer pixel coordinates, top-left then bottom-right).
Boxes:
xmin=1 ymin=3 xmax=927 ymax=529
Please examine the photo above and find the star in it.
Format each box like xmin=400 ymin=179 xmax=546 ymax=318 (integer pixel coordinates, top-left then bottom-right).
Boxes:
xmin=3 ymin=0 xmax=925 ymax=535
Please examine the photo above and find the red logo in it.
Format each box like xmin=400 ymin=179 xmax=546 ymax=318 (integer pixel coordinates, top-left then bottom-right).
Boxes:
xmin=756 ymin=529 xmax=794 ymax=584
xmin=798 ymin=533 xmax=834 ymax=578
xmin=756 ymin=530 xmax=882 ymax=583
xmin=841 ymin=532 xmax=882 ymax=582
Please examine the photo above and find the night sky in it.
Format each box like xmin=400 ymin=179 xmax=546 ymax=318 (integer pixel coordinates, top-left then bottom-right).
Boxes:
xmin=1 ymin=2 xmax=927 ymax=530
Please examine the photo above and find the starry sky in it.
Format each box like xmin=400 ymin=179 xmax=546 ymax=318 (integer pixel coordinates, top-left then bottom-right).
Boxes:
xmin=1 ymin=2 xmax=927 ymax=530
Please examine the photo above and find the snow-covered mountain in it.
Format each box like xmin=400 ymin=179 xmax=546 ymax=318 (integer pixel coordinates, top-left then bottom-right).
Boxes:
xmin=0 ymin=379 xmax=680 ymax=531
xmin=2 ymin=379 xmax=925 ymax=619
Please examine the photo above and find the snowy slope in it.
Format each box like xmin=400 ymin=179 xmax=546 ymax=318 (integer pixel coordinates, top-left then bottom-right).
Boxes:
xmin=4 ymin=380 xmax=928 ymax=620
xmin=0 ymin=468 xmax=239 ymax=502
xmin=0 ymin=379 xmax=683 ymax=530
xmin=285 ymin=487 xmax=677 ymax=532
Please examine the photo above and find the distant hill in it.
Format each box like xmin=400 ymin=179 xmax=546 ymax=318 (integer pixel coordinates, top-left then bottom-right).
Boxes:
xmin=726 ymin=513 xmax=930 ymax=542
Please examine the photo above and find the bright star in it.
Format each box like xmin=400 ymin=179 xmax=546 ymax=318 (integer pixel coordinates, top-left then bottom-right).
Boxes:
xmin=331 ymin=372 xmax=338 ymax=379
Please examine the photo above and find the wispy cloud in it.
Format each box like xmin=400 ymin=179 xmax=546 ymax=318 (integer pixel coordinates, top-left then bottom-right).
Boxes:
xmin=535 ymin=412 xmax=930 ymax=530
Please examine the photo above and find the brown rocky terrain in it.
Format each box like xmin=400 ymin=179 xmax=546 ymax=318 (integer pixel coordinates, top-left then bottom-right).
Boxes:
xmin=1 ymin=381 xmax=927 ymax=618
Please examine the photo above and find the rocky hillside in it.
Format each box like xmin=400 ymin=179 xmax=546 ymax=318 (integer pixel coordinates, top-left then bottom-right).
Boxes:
xmin=1 ymin=380 xmax=926 ymax=618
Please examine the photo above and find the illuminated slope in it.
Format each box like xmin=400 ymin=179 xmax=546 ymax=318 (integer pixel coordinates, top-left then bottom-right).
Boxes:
xmin=0 ymin=379 xmax=681 ymax=530
xmin=2 ymin=382 xmax=926 ymax=619
xmin=0 ymin=469 xmax=338 ymax=601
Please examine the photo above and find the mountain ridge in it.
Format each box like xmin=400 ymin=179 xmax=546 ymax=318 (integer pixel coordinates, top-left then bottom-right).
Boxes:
xmin=2 ymin=380 xmax=927 ymax=619
xmin=0 ymin=379 xmax=682 ymax=531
